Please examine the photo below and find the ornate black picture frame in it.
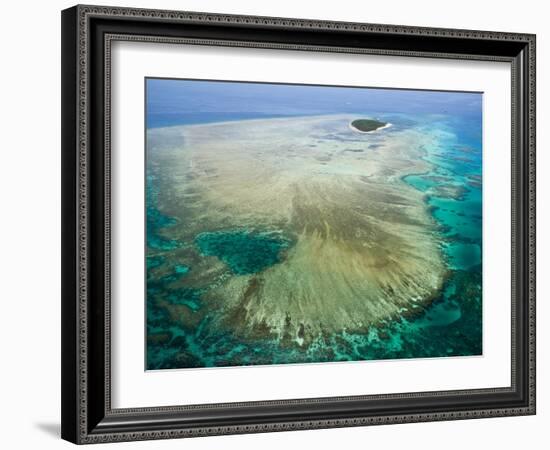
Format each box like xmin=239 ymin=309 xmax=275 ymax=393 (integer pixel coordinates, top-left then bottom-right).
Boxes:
xmin=61 ymin=4 xmax=536 ymax=444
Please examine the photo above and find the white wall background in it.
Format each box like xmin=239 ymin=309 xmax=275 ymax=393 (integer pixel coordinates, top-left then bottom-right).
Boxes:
xmin=0 ymin=0 xmax=545 ymax=448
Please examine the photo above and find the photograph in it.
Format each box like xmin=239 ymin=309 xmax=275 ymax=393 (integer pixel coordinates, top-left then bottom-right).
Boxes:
xmin=145 ymin=79 xmax=483 ymax=370
xmin=55 ymin=3 xmax=536 ymax=444
xmin=0 ymin=0 xmax=544 ymax=447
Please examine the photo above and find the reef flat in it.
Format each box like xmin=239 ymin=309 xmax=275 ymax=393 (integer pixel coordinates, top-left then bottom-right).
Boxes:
xmin=146 ymin=115 xmax=447 ymax=352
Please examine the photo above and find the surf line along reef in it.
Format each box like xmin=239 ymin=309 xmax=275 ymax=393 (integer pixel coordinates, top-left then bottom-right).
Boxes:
xmin=146 ymin=112 xmax=480 ymax=369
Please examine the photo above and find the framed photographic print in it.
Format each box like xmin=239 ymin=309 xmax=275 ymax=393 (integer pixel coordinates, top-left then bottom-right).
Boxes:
xmin=61 ymin=4 xmax=536 ymax=444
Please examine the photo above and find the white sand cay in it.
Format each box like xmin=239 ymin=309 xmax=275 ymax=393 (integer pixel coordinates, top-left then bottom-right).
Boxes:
xmin=349 ymin=121 xmax=393 ymax=134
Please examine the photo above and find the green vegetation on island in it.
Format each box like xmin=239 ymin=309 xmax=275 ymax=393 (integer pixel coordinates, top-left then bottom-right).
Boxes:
xmin=351 ymin=118 xmax=387 ymax=132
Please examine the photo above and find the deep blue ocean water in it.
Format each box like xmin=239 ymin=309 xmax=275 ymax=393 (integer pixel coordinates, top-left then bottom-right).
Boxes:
xmin=146 ymin=78 xmax=481 ymax=128
xmin=145 ymin=78 xmax=482 ymax=369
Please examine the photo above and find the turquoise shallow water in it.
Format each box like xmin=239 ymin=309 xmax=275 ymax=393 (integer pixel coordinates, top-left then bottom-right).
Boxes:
xmin=195 ymin=230 xmax=292 ymax=275
xmin=145 ymin=110 xmax=482 ymax=370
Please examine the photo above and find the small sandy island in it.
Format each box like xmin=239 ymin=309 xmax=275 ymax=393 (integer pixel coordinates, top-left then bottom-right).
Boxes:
xmin=350 ymin=118 xmax=392 ymax=134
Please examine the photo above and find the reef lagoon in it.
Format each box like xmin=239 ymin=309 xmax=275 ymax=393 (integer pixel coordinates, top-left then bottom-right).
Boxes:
xmin=145 ymin=79 xmax=482 ymax=370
